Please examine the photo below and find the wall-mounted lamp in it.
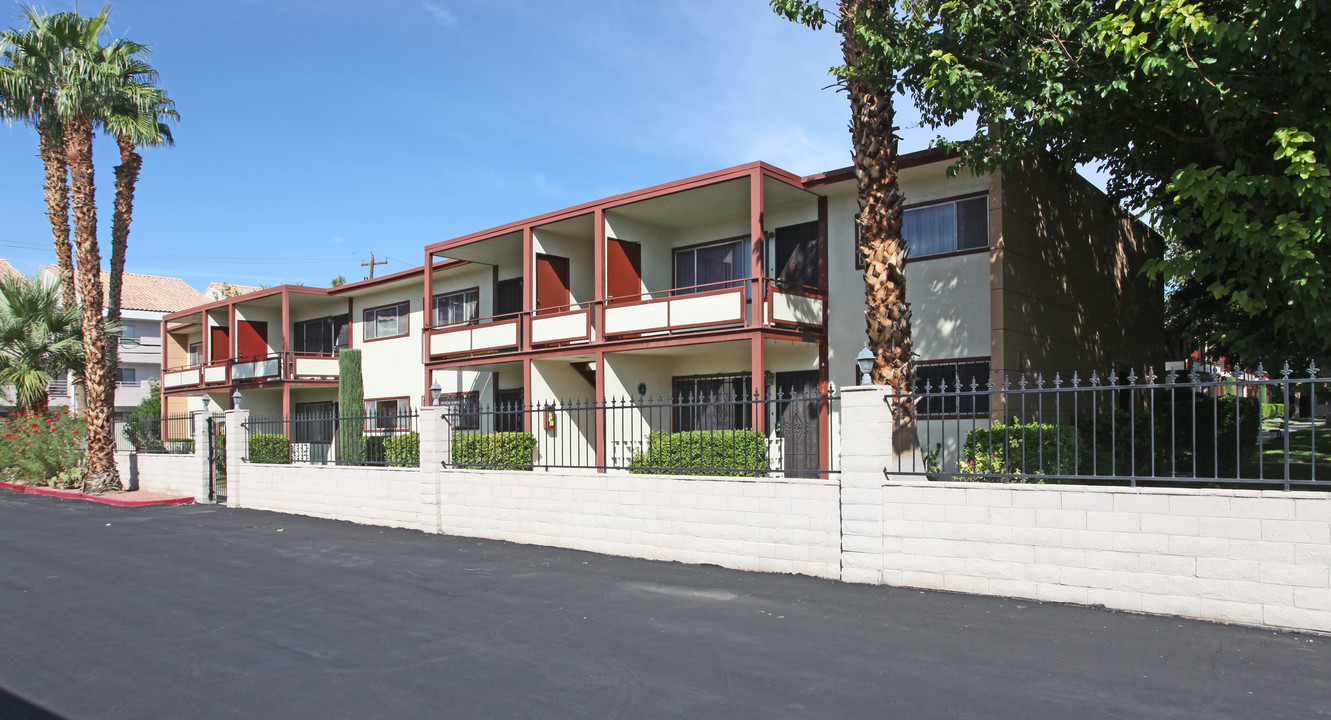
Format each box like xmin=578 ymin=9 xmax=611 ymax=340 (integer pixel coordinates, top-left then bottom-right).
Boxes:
xmin=429 ymin=380 xmax=442 ymax=406
xmin=636 ymin=383 xmax=647 ymax=397
xmin=856 ymin=342 xmax=875 ymax=386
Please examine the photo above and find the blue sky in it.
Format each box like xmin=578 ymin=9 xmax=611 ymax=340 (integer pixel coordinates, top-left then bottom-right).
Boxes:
xmin=1 ymin=0 xmax=1006 ymax=289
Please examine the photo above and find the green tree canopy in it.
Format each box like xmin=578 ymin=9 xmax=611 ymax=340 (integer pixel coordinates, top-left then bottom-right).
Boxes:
xmin=775 ymin=0 xmax=1330 ymax=365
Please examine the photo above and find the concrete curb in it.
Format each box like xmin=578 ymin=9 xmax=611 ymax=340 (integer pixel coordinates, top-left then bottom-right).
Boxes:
xmin=0 ymin=481 xmax=193 ymax=507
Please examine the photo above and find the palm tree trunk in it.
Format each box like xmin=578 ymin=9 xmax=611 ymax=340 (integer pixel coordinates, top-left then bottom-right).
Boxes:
xmin=104 ymin=137 xmax=141 ymax=415
xmin=64 ymin=113 xmax=121 ymax=493
xmin=38 ymin=121 xmax=76 ymax=310
xmin=843 ymin=0 xmax=917 ymax=449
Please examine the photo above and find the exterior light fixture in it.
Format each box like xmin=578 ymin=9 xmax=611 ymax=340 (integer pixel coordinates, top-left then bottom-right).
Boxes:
xmin=856 ymin=342 xmax=874 ymax=386
xmin=231 ymin=389 xmax=243 ymax=409
xmin=636 ymin=383 xmax=647 ymax=397
xmin=201 ymin=395 xmax=211 ymax=411
xmin=429 ymin=380 xmax=442 ymax=406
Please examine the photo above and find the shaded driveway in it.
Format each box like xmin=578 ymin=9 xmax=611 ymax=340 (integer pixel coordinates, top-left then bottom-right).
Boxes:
xmin=0 ymin=492 xmax=1327 ymax=719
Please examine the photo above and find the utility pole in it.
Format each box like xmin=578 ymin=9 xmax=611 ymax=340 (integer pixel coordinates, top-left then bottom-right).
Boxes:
xmin=361 ymin=252 xmax=388 ymax=279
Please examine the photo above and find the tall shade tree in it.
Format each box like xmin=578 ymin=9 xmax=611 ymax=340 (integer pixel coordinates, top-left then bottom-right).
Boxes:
xmin=774 ymin=0 xmax=917 ymax=445
xmin=0 ymin=274 xmax=83 ymax=415
xmin=815 ymin=0 xmax=1330 ymax=365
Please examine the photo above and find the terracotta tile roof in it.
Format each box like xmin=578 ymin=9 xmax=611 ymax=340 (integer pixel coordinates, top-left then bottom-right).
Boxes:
xmin=42 ymin=265 xmax=206 ymax=313
xmin=108 ymin=271 xmax=207 ymax=312
xmin=0 ymin=258 xmax=23 ymax=282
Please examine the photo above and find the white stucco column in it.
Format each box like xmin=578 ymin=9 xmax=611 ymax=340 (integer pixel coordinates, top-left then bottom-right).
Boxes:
xmin=417 ymin=408 xmax=450 ymax=534
xmin=224 ymin=409 xmax=249 ymax=509
xmin=838 ymin=385 xmax=894 ymax=583
xmin=190 ymin=410 xmax=212 ymax=503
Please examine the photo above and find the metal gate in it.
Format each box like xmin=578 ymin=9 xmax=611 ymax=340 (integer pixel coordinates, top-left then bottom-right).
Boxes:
xmin=207 ymin=416 xmax=227 ymax=503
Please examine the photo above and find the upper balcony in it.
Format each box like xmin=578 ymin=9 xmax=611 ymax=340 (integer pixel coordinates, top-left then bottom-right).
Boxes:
xmin=423 ymin=166 xmax=826 ymax=362
xmin=161 ymin=286 xmax=346 ymax=393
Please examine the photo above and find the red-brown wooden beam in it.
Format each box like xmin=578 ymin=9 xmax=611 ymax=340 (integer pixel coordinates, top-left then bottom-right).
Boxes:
xmin=817 ymin=195 xmax=831 ymax=478
xmin=593 ymin=208 xmax=606 ymax=342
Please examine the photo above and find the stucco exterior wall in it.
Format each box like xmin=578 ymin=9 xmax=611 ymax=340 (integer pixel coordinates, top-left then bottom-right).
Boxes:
xmin=993 ymin=159 xmax=1165 ymax=378
xmin=353 ymin=285 xmax=425 ymax=407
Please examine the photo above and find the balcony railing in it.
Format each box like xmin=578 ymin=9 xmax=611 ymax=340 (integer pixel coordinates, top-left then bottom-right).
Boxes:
xmin=424 ymin=279 xmax=825 ymax=360
xmin=163 ymin=351 xmax=341 ymax=390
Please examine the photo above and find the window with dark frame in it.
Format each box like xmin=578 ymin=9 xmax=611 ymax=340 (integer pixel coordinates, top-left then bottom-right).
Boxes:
xmin=673 ymin=239 xmax=749 ymax=294
xmin=364 ymin=398 xmax=410 ymax=431
xmin=671 ymin=374 xmax=753 ymax=431
xmin=363 ymin=302 xmax=409 ymax=340
xmin=294 ymin=314 xmax=350 ymax=354
xmin=433 ymin=288 xmax=480 ymax=326
xmin=915 ymin=360 xmax=991 ymax=415
xmin=438 ymin=392 xmax=480 ymax=430
xmin=188 ymin=342 xmax=202 ymax=366
xmin=902 ymin=195 xmax=988 ymax=259
xmin=115 ymin=367 xmax=136 ymax=384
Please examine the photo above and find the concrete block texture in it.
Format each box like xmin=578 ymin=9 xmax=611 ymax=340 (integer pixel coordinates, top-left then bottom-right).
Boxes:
xmin=881 ymin=483 xmax=1331 ymax=633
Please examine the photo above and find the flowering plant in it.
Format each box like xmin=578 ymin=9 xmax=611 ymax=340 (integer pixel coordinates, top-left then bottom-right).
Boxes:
xmin=0 ymin=411 xmax=87 ymax=485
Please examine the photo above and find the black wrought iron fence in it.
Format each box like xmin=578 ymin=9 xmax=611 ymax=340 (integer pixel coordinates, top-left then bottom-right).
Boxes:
xmin=245 ymin=410 xmax=420 ymax=467
xmin=117 ymin=413 xmax=195 ymax=453
xmin=441 ymin=389 xmax=837 ymax=477
xmin=889 ymin=363 xmax=1328 ymax=490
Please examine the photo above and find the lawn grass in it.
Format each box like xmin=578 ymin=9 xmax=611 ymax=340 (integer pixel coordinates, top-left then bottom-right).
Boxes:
xmin=1242 ymin=423 xmax=1331 ymax=483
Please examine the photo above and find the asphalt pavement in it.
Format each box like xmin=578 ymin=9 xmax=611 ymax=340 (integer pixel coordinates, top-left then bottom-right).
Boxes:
xmin=1 ymin=491 xmax=1328 ymax=719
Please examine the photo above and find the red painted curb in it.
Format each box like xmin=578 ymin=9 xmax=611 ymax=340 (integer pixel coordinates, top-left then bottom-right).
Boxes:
xmin=0 ymin=481 xmax=193 ymax=507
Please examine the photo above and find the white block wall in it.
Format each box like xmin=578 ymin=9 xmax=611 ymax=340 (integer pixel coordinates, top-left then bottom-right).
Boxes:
xmin=881 ymin=481 xmax=1331 ymax=633
xmin=115 ymin=451 xmax=201 ymax=497
xmin=438 ymin=470 xmax=841 ymax=579
xmin=231 ymin=462 xmax=430 ymax=532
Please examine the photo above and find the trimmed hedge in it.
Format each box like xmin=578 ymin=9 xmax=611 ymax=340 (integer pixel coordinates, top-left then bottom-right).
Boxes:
xmin=960 ymin=421 xmax=1077 ymax=481
xmin=364 ymin=432 xmax=420 ymax=467
xmin=452 ymin=432 xmax=535 ymax=470
xmin=629 ymin=430 xmax=770 ymax=477
xmin=248 ymin=433 xmax=289 ymax=463
xmin=1262 ymin=403 xmax=1286 ymax=420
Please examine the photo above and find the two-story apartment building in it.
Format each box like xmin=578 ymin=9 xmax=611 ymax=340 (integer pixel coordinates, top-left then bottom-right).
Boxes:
xmin=161 ymin=149 xmax=1163 ymax=470
xmin=24 ymin=267 xmax=206 ymax=416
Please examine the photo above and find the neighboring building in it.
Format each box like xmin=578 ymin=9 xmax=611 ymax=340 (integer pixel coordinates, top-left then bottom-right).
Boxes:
xmin=39 ymin=268 xmax=206 ymax=416
xmin=0 ymin=258 xmax=22 ymax=282
xmin=204 ymin=282 xmax=263 ymax=302
xmin=160 ymin=150 xmax=1164 ymax=467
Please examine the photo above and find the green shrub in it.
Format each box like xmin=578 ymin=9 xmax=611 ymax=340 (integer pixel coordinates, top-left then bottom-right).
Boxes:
xmin=0 ymin=411 xmax=86 ymax=485
xmin=1076 ymin=409 xmax=1169 ymax=479
xmin=363 ymin=432 xmax=420 ymax=467
xmin=248 ymin=433 xmax=289 ymax=463
xmin=628 ymin=430 xmax=769 ymax=477
xmin=451 ymin=432 xmax=535 ymax=470
xmin=960 ymin=421 xmax=1077 ymax=482
xmin=1262 ymin=403 xmax=1286 ymax=420
xmin=1163 ymin=394 xmax=1260 ymax=478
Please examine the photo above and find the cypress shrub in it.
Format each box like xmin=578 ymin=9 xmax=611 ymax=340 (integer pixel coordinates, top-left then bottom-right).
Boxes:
xmin=628 ymin=430 xmax=769 ymax=477
xmin=1262 ymin=403 xmax=1286 ymax=420
xmin=248 ymin=433 xmax=289 ymax=463
xmin=338 ymin=350 xmax=365 ymax=463
xmin=451 ymin=432 xmax=535 ymax=470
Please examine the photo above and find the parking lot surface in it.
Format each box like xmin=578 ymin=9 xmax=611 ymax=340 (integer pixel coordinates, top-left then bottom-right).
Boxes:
xmin=1 ymin=492 xmax=1327 ymax=719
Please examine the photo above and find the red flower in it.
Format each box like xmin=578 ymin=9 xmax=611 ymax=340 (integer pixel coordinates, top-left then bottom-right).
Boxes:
xmin=31 ymin=423 xmax=38 ymax=428
xmin=72 ymin=430 xmax=79 ymax=434
xmin=3 ymin=433 xmax=14 ymax=439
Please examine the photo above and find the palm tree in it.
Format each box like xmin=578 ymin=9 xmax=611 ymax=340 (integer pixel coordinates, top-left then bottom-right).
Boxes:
xmin=4 ymin=5 xmax=161 ymax=492
xmin=0 ymin=274 xmax=83 ymax=415
xmin=0 ymin=7 xmax=87 ymax=311
xmin=101 ymin=61 xmax=177 ymax=413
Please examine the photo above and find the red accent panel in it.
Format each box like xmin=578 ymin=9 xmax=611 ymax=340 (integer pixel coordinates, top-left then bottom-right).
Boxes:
xmin=606 ymin=239 xmax=642 ymax=302
xmin=237 ymin=320 xmax=268 ymax=359
xmin=210 ymin=327 xmax=230 ymax=362
xmin=535 ymin=254 xmax=570 ymax=316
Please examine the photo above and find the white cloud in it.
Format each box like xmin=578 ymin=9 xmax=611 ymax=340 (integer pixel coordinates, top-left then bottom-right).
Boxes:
xmin=423 ymin=2 xmax=458 ymax=28
xmin=331 ymin=235 xmax=345 ymax=244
